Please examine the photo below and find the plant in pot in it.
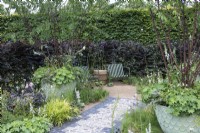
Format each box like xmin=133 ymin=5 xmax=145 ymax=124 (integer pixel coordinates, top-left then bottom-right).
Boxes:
xmin=141 ymin=1 xmax=200 ymax=133
xmin=33 ymin=55 xmax=83 ymax=102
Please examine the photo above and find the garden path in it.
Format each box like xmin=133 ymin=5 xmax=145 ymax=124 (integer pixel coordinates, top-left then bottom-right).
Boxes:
xmin=50 ymin=82 xmax=143 ymax=133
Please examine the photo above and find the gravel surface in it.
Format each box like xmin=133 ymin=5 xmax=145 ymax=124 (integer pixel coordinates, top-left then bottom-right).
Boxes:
xmin=50 ymin=97 xmax=144 ymax=133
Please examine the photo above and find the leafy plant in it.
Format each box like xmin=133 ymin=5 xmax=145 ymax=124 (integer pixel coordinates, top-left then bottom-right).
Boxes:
xmin=141 ymin=79 xmax=200 ymax=116
xmin=42 ymin=99 xmax=79 ymax=126
xmin=33 ymin=66 xmax=54 ymax=85
xmin=1 ymin=110 xmax=25 ymax=125
xmin=52 ymin=66 xmax=75 ymax=85
xmin=161 ymin=85 xmax=200 ymax=116
xmin=121 ymin=106 xmax=163 ymax=133
xmin=0 ymin=117 xmax=52 ymax=133
xmin=33 ymin=65 xmax=76 ymax=86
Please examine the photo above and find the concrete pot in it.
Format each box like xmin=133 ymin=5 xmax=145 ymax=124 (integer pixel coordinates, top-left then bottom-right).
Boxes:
xmin=155 ymin=104 xmax=200 ymax=133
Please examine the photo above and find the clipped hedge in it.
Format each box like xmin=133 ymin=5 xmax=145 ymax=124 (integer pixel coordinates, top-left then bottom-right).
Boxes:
xmin=0 ymin=9 xmax=194 ymax=45
xmin=88 ymin=9 xmax=157 ymax=44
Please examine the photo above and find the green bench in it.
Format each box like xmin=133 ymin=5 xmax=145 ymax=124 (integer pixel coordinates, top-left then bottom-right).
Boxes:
xmin=107 ymin=64 xmax=130 ymax=80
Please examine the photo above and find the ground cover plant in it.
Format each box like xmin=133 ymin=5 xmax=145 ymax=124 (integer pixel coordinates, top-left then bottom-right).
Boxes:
xmin=42 ymin=99 xmax=79 ymax=126
xmin=0 ymin=117 xmax=52 ymax=133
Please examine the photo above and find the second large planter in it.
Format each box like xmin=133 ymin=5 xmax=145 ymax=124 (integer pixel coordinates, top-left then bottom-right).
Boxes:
xmin=155 ymin=104 xmax=200 ymax=133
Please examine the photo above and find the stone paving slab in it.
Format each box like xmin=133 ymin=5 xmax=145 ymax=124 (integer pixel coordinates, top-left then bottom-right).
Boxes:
xmin=50 ymin=97 xmax=143 ymax=133
xmin=103 ymin=82 xmax=141 ymax=99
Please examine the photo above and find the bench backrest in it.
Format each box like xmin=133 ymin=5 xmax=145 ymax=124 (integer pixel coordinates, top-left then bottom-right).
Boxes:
xmin=107 ymin=64 xmax=125 ymax=78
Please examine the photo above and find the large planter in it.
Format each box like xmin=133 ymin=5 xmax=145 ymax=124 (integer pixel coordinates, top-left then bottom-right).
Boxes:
xmin=155 ymin=104 xmax=200 ymax=133
xmin=93 ymin=70 xmax=108 ymax=84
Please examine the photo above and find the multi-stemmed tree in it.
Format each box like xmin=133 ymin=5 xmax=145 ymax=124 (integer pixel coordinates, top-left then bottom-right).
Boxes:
xmin=148 ymin=0 xmax=200 ymax=87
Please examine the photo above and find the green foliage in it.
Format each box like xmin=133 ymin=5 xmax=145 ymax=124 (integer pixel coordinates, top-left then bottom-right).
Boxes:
xmin=161 ymin=86 xmax=200 ymax=116
xmin=0 ymin=8 xmax=194 ymax=44
xmin=1 ymin=110 xmax=25 ymax=125
xmin=0 ymin=117 xmax=52 ymax=133
xmin=33 ymin=64 xmax=83 ymax=102
xmin=33 ymin=66 xmax=54 ymax=85
xmin=33 ymin=61 xmax=83 ymax=102
xmin=43 ymin=99 xmax=79 ymax=126
xmin=80 ymin=88 xmax=108 ymax=104
xmin=52 ymin=67 xmax=75 ymax=85
xmin=33 ymin=65 xmax=76 ymax=86
xmin=141 ymin=80 xmax=200 ymax=116
xmin=121 ymin=106 xmax=163 ymax=133
xmin=0 ymin=4 xmax=6 ymax=15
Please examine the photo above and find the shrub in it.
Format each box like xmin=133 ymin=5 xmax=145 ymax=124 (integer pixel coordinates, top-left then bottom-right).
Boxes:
xmin=0 ymin=117 xmax=52 ymax=133
xmin=0 ymin=41 xmax=44 ymax=92
xmin=43 ymin=99 xmax=79 ymax=126
xmin=80 ymin=88 xmax=108 ymax=104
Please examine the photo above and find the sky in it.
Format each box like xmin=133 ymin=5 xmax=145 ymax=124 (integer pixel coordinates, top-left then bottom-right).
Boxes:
xmin=0 ymin=0 xmax=117 ymax=8
xmin=0 ymin=0 xmax=117 ymax=14
xmin=1 ymin=0 xmax=116 ymax=6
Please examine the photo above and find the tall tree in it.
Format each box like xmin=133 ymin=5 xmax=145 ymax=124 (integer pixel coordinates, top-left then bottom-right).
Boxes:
xmin=148 ymin=0 xmax=200 ymax=87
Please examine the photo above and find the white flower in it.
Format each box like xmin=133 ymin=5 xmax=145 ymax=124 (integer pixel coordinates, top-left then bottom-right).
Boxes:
xmin=29 ymin=103 xmax=35 ymax=115
xmin=38 ymin=107 xmax=41 ymax=115
xmin=76 ymin=90 xmax=80 ymax=99
xmin=165 ymin=53 xmax=170 ymax=61
xmin=82 ymin=46 xmax=86 ymax=50
xmin=189 ymin=127 xmax=194 ymax=132
xmin=128 ymin=130 xmax=133 ymax=133
xmin=146 ymin=123 xmax=151 ymax=133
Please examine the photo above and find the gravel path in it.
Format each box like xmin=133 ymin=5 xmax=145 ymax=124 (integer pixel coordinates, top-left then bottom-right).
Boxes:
xmin=50 ymin=97 xmax=142 ymax=133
